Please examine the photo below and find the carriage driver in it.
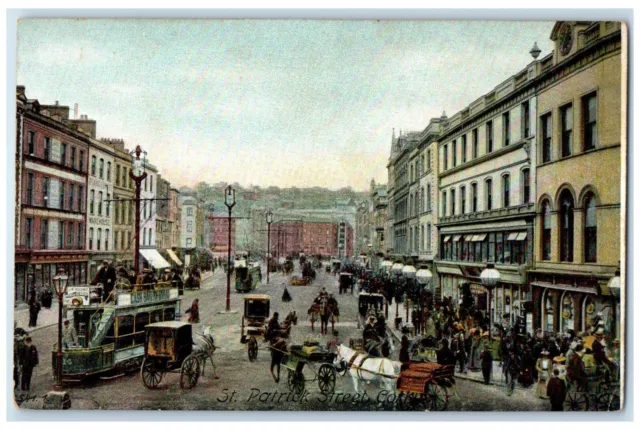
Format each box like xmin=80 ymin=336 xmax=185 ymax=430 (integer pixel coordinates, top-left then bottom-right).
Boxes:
xmin=363 ymin=316 xmax=381 ymax=355
xmin=267 ymin=312 xmax=282 ymax=341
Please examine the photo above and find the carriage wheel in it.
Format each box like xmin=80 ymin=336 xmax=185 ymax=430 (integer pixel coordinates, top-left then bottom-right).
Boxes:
xmin=287 ymin=369 xmax=305 ymax=395
xmin=248 ymin=337 xmax=259 ymax=362
xmin=564 ymin=390 xmax=589 ymax=411
xmin=425 ymin=382 xmax=449 ymax=411
xmin=180 ymin=355 xmax=200 ymax=389
xmin=399 ymin=392 xmax=427 ymax=411
xmin=317 ymin=364 xmax=336 ymax=394
xmin=140 ymin=358 xmax=164 ymax=389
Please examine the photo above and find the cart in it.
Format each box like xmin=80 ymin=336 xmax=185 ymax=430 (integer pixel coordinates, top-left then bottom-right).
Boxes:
xmin=281 ymin=341 xmax=339 ymax=394
xmin=240 ymin=294 xmax=271 ymax=361
xmin=396 ymin=362 xmax=455 ymax=411
xmin=358 ymin=292 xmax=385 ymax=318
xmin=140 ymin=322 xmax=216 ymax=390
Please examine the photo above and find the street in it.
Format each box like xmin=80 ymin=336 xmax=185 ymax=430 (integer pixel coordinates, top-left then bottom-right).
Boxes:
xmin=15 ymin=264 xmax=548 ymax=412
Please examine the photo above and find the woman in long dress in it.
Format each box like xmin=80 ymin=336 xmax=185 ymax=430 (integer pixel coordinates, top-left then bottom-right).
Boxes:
xmin=535 ymin=350 xmax=552 ymax=398
xmin=185 ymin=299 xmax=200 ymax=323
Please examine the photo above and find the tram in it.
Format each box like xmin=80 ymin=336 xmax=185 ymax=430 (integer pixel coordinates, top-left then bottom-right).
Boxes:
xmin=235 ymin=259 xmax=262 ymax=292
xmin=52 ymin=285 xmax=181 ymax=382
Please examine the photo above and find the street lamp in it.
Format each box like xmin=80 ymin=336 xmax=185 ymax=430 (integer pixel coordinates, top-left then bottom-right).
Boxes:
xmin=380 ymin=259 xmax=393 ymax=275
xmin=416 ymin=265 xmax=433 ymax=335
xmin=266 ymin=210 xmax=273 ymax=284
xmin=480 ymin=263 xmax=501 ymax=335
xmin=129 ymin=145 xmax=148 ymax=275
xmin=221 ymin=185 xmax=237 ymax=314
xmin=45 ymin=267 xmax=71 ymax=409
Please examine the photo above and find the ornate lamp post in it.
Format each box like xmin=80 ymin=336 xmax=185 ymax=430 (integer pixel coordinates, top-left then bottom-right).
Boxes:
xmin=480 ymin=263 xmax=501 ymax=335
xmin=391 ymin=262 xmax=404 ymax=319
xmin=45 ymin=268 xmax=71 ymax=409
xmin=223 ymin=186 xmax=237 ymax=313
xmin=266 ymin=210 xmax=273 ymax=284
xmin=129 ymin=145 xmax=148 ymax=275
xmin=380 ymin=259 xmax=393 ymax=275
xmin=416 ymin=266 xmax=433 ymax=335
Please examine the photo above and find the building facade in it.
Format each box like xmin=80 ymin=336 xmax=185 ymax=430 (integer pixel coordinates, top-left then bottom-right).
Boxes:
xmin=528 ymin=21 xmax=623 ymax=338
xmin=179 ymin=190 xmax=199 ymax=249
xmin=15 ymin=88 xmax=90 ymax=302
xmin=140 ymin=162 xmax=158 ymax=250
xmin=210 ymin=212 xmax=236 ymax=258
xmin=370 ymin=182 xmax=388 ymax=256
xmin=169 ymin=188 xmax=181 ymax=248
xmin=155 ymin=175 xmax=172 ymax=250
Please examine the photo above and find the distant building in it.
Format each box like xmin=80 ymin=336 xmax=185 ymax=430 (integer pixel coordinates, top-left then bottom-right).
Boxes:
xmin=208 ymin=211 xmax=236 ymax=258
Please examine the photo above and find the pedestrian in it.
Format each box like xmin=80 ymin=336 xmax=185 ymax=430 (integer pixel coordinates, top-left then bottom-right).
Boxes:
xmin=92 ymin=260 xmax=117 ymax=302
xmin=281 ymin=286 xmax=292 ymax=302
xmin=326 ymin=330 xmax=341 ymax=353
xmin=185 ymin=298 xmax=200 ymax=323
xmin=452 ymin=331 xmax=467 ymax=373
xmin=546 ymin=368 xmax=567 ymax=411
xmin=28 ymin=293 xmax=41 ymax=328
xmin=399 ymin=325 xmax=411 ymax=363
xmin=19 ymin=336 xmax=38 ymax=391
xmin=437 ymin=339 xmax=457 ymax=366
xmin=535 ymin=350 xmax=552 ymax=398
xmin=480 ymin=345 xmax=493 ymax=385
xmin=62 ymin=320 xmax=78 ymax=349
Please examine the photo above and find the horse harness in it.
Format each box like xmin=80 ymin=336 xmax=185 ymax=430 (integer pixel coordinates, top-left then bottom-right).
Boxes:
xmin=346 ymin=351 xmax=397 ymax=380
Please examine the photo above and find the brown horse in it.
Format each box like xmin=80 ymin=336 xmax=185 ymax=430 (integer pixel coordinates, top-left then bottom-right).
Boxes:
xmin=269 ymin=311 xmax=297 ymax=382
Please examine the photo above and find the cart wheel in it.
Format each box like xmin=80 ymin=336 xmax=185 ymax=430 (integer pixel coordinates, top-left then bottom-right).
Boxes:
xmin=287 ymin=369 xmax=305 ymax=395
xmin=141 ymin=358 xmax=163 ymax=389
xmin=564 ymin=390 xmax=589 ymax=411
xmin=248 ymin=337 xmax=258 ymax=362
xmin=317 ymin=364 xmax=336 ymax=394
xmin=180 ymin=355 xmax=200 ymax=390
xmin=398 ymin=392 xmax=427 ymax=411
xmin=425 ymin=382 xmax=449 ymax=411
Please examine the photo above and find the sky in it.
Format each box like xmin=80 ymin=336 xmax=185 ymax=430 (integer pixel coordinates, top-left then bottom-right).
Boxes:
xmin=17 ymin=19 xmax=555 ymax=191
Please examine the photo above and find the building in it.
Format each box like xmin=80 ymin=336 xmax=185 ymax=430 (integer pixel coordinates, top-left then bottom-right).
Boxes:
xmin=271 ymin=219 xmax=303 ymax=259
xmin=209 ymin=211 xmax=237 ymax=259
xmin=101 ymin=138 xmax=135 ymax=269
xmin=528 ymin=21 xmax=623 ymax=337
xmin=355 ymin=200 xmax=371 ymax=255
xmin=169 ymin=188 xmax=181 ymax=248
xmin=270 ymin=218 xmax=354 ymax=259
xmin=155 ymin=175 xmax=171 ymax=250
xmin=179 ymin=189 xmax=199 ymax=250
xmin=370 ymin=181 xmax=388 ymax=257
xmin=15 ymin=87 xmax=90 ymax=303
xmin=86 ymin=138 xmax=116 ymax=279
xmin=140 ymin=161 xmax=158 ymax=250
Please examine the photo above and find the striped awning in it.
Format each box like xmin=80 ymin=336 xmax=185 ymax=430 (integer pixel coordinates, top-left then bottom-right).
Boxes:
xmin=140 ymin=249 xmax=171 ymax=270
xmin=166 ymin=249 xmax=182 ymax=266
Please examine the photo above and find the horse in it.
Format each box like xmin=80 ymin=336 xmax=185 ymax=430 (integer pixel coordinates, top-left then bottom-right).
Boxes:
xmin=336 ymin=344 xmax=402 ymax=396
xmin=268 ymin=312 xmax=297 ymax=383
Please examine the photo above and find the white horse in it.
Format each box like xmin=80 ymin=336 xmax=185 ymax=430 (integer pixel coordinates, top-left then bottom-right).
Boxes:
xmin=336 ymin=344 xmax=402 ymax=396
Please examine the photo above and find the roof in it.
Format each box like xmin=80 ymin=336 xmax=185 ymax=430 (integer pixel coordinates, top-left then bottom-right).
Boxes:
xmin=244 ymin=294 xmax=271 ymax=301
xmin=145 ymin=321 xmax=191 ymax=329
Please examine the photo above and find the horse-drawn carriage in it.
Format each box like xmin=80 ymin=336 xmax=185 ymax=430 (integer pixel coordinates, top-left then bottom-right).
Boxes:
xmin=338 ymin=272 xmax=354 ymax=294
xmin=396 ymin=361 xmax=455 ymax=410
xmin=307 ymin=293 xmax=340 ymax=334
xmin=358 ymin=292 xmax=385 ymax=318
xmin=289 ymin=276 xmax=311 ymax=286
xmin=240 ymin=294 xmax=271 ymax=361
xmin=281 ymin=340 xmax=339 ymax=395
xmin=331 ymin=260 xmax=341 ymax=274
xmin=140 ymin=322 xmax=216 ymax=390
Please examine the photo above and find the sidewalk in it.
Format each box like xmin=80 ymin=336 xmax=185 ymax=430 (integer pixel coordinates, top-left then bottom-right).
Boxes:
xmin=14 ymin=301 xmax=61 ymax=332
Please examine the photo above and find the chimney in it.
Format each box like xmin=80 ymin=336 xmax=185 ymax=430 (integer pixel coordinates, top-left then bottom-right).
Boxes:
xmin=74 ymin=103 xmax=78 ymax=120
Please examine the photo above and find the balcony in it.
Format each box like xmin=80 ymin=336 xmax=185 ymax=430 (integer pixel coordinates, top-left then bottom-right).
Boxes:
xmin=439 ymin=203 xmax=535 ymax=226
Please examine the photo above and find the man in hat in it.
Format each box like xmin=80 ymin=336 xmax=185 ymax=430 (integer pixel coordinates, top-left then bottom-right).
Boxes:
xmin=171 ymin=268 xmax=184 ymax=296
xmin=479 ymin=344 xmax=494 ymax=385
xmin=18 ymin=336 xmax=38 ymax=391
xmin=451 ymin=331 xmax=468 ymax=373
xmin=62 ymin=320 xmax=78 ymax=349
xmin=592 ymin=328 xmax=614 ymax=371
xmin=363 ymin=316 xmax=381 ymax=356
xmin=567 ymin=344 xmax=587 ymax=391
xmin=92 ymin=260 xmax=117 ymax=302
xmin=399 ymin=325 xmax=411 ymax=363
xmin=546 ymin=368 xmax=567 ymax=411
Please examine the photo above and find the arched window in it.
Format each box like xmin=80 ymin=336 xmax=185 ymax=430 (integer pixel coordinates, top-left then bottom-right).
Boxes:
xmin=584 ymin=193 xmax=597 ymax=262
xmin=98 ymin=191 xmax=103 ymax=216
xmin=107 ymin=162 xmax=112 ymax=181
xmin=543 ymin=290 xmax=554 ymax=333
xmin=99 ymin=158 xmax=104 ymax=179
xmin=542 ymin=200 xmax=552 ymax=260
xmin=450 ymin=189 xmax=456 ymax=215
xmin=559 ymin=190 xmax=574 ymax=262
xmin=502 ymin=174 xmax=510 ymax=208
xmin=485 ymin=179 xmax=493 ymax=211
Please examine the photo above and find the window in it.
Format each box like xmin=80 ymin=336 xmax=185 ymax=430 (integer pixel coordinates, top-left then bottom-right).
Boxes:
xmin=472 ymin=128 xmax=478 ymax=159
xmin=427 ymin=224 xmax=431 ymax=250
xmin=61 ymin=143 xmax=67 ymax=166
xmin=107 ymin=162 xmax=112 ymax=181
xmin=542 ymin=200 xmax=552 ymax=260
xmin=452 ymin=140 xmax=457 ymax=167
xmin=70 ymin=147 xmax=76 ymax=168
xmin=542 ymin=113 xmax=552 ymax=163
xmin=59 ymin=221 xmax=64 ymax=249
xmin=69 ymin=184 xmax=75 ymax=210
xmin=79 ymin=150 xmax=85 ymax=172
xmin=427 ymin=149 xmax=431 ymax=170
xmin=78 ymin=186 xmax=83 ymax=212
xmin=40 ymin=219 xmax=49 ymax=249
xmin=89 ymin=228 xmax=94 ymax=250
xmin=187 ymin=207 xmax=194 ymax=216
xmin=122 ymin=167 xmax=127 ymax=187
xmin=561 ymin=104 xmax=573 ymax=157
xmin=115 ymin=200 xmax=120 ymax=224
xmin=187 ymin=221 xmax=193 ymax=233
xmin=98 ymin=191 xmax=103 ymax=215
xmin=471 ymin=183 xmax=478 ymax=212
xmin=28 ymin=131 xmax=36 ymax=155
xmin=421 ymin=225 xmax=425 ymax=251
xmin=116 ymin=165 xmax=121 ymax=186
xmin=443 ymin=145 xmax=448 ymax=170
xmin=460 ymin=185 xmax=466 ymax=214
xmin=496 ymin=232 xmax=504 ymax=263
xmin=59 ymin=181 xmax=65 ymax=210
xmin=91 ymin=155 xmax=97 ymax=175
xmin=450 ymin=189 xmax=456 ymax=215
xmin=144 ymin=177 xmax=147 ymax=191
xmin=559 ymin=190 xmax=574 ymax=262
xmin=97 ymin=229 xmax=102 ymax=251
xmin=99 ymin=159 xmax=104 ymax=179
xmin=128 ymin=175 xmax=132 ymax=189
xmin=77 ymin=223 xmax=83 ymax=249
xmin=503 ymin=112 xmax=510 ymax=146
xmin=522 ymin=169 xmax=531 ymax=204
xmin=127 ymin=231 xmax=131 ymax=248
xmin=462 ymin=135 xmax=467 ymax=163
xmin=522 ymin=101 xmax=530 ymax=138
xmin=502 ymin=174 xmax=510 ymax=208
xmin=25 ymin=218 xmax=33 ymax=248
xmin=486 ymin=179 xmax=493 ymax=211
xmin=44 ymin=137 xmax=51 ymax=161
xmin=488 ymin=233 xmax=496 ymax=262
xmin=106 ymin=193 xmax=111 ymax=216
xmin=90 ymin=190 xmax=95 ymax=214
xmin=26 ymin=173 xmax=34 ymax=205
xmin=442 ymin=191 xmax=447 ymax=217
xmin=584 ymin=194 xmax=597 ymax=262
xmin=67 ymin=222 xmax=73 ymax=248
xmin=583 ymin=92 xmax=597 ymax=151
xmin=186 ymin=238 xmax=192 ymax=247
xmin=105 ymin=229 xmax=110 ymax=251
xmin=421 ymin=188 xmax=425 ymax=213
xmin=486 ymin=121 xmax=493 ymax=153
xmin=427 ymin=184 xmax=432 ymax=210
xmin=121 ymin=202 xmax=126 ymax=225
xmin=150 ymin=175 xmax=154 ymax=192
xmin=43 ymin=177 xmax=49 ymax=208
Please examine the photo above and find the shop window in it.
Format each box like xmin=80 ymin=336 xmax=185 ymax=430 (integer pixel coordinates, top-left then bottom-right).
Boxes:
xmin=561 ymin=293 xmax=575 ymax=332
xmin=584 ymin=193 xmax=597 ymax=262
xmin=559 ymin=190 xmax=574 ymax=262
xmin=544 ymin=292 xmax=554 ymax=333
xmin=496 ymin=232 xmax=504 ymax=263
xmin=488 ymin=233 xmax=496 ymax=262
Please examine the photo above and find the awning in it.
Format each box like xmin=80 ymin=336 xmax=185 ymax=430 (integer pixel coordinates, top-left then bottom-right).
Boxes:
xmin=140 ymin=249 xmax=171 ymax=270
xmin=530 ymin=281 xmax=599 ymax=296
xmin=464 ymin=235 xmax=474 ymax=242
xmin=452 ymin=235 xmax=462 ymax=241
xmin=166 ymin=249 xmax=182 ymax=266
xmin=515 ymin=232 xmax=528 ymax=241
xmin=473 ymin=234 xmax=487 ymax=242
xmin=507 ymin=232 xmax=519 ymax=241
xmin=443 ymin=235 xmax=451 ymax=242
